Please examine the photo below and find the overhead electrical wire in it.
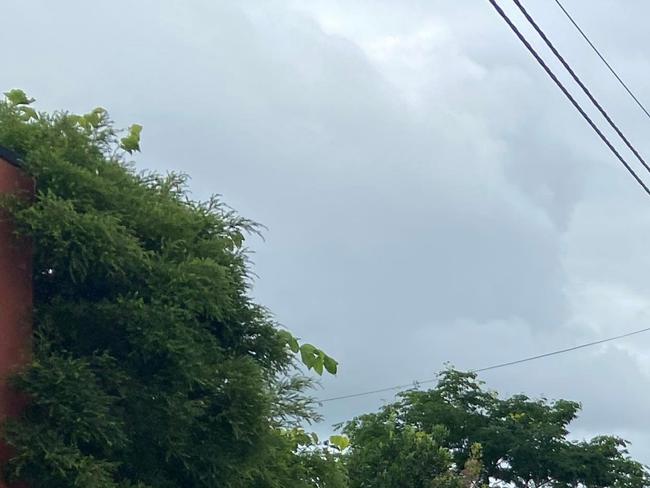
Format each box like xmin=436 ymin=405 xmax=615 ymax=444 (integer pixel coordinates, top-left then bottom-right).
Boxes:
xmin=485 ymin=0 xmax=650 ymax=197
xmin=552 ymin=0 xmax=650 ymax=121
xmin=317 ymin=325 xmax=650 ymax=403
xmin=511 ymin=0 xmax=650 ymax=176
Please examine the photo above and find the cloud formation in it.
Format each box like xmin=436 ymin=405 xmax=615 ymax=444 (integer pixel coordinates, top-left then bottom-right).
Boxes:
xmin=4 ymin=0 xmax=650 ymax=462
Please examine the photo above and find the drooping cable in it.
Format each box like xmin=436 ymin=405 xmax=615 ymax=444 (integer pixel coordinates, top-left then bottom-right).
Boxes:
xmin=485 ymin=0 xmax=650 ymax=196
xmin=553 ymin=0 xmax=650 ymax=121
xmin=317 ymin=325 xmax=650 ymax=403
xmin=512 ymin=0 xmax=650 ymax=177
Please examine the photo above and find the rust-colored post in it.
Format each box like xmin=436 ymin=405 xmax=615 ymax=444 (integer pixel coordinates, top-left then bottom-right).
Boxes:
xmin=0 ymin=147 xmax=33 ymax=488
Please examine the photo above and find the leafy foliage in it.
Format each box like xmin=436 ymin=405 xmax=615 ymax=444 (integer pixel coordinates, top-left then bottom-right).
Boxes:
xmin=119 ymin=124 xmax=142 ymax=154
xmin=4 ymin=89 xmax=34 ymax=106
xmin=344 ymin=407 xmax=459 ymax=488
xmin=277 ymin=330 xmax=338 ymax=376
xmin=0 ymin=91 xmax=335 ymax=487
xmin=343 ymin=368 xmax=650 ymax=488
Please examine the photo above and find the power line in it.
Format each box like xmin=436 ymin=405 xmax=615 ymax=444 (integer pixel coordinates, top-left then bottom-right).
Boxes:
xmin=511 ymin=0 xmax=650 ymax=176
xmin=317 ymin=325 xmax=650 ymax=403
xmin=485 ymin=0 xmax=650 ymax=197
xmin=552 ymin=0 xmax=650 ymax=121
xmin=474 ymin=325 xmax=650 ymax=372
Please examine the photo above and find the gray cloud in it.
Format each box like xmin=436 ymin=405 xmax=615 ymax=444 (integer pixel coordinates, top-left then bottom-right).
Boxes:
xmin=4 ymin=0 xmax=650 ymax=463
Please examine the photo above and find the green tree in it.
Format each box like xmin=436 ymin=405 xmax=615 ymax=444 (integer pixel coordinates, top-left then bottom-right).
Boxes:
xmin=343 ymin=404 xmax=475 ymax=488
xmin=343 ymin=368 xmax=649 ymax=488
xmin=0 ymin=91 xmax=336 ymax=487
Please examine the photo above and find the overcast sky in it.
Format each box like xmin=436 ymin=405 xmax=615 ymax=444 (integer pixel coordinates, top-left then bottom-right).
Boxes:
xmin=5 ymin=0 xmax=650 ymax=462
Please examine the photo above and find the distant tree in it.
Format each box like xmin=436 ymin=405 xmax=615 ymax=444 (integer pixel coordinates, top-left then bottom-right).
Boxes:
xmin=343 ymin=398 xmax=486 ymax=488
xmin=343 ymin=368 xmax=649 ymax=488
xmin=0 ymin=90 xmax=337 ymax=487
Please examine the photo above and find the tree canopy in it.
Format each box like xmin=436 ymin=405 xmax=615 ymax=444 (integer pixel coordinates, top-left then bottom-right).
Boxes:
xmin=0 ymin=90 xmax=339 ymax=487
xmin=343 ymin=369 xmax=649 ymax=488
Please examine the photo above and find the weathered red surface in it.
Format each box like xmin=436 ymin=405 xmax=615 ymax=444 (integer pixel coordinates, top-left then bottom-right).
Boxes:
xmin=0 ymin=156 xmax=33 ymax=488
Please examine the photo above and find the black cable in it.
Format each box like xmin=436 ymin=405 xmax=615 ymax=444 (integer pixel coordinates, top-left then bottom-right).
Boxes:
xmin=474 ymin=325 xmax=650 ymax=372
xmin=485 ymin=0 xmax=650 ymax=197
xmin=318 ymin=380 xmax=437 ymax=404
xmin=317 ymin=325 xmax=650 ymax=403
xmin=512 ymin=0 xmax=650 ymax=177
xmin=553 ymin=0 xmax=650 ymax=121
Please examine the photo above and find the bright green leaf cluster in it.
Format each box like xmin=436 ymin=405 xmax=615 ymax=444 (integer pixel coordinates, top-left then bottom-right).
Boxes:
xmin=4 ymin=88 xmax=34 ymax=105
xmin=4 ymin=89 xmax=38 ymax=122
xmin=328 ymin=435 xmax=350 ymax=451
xmin=277 ymin=330 xmax=338 ymax=375
xmin=120 ymin=123 xmax=143 ymax=154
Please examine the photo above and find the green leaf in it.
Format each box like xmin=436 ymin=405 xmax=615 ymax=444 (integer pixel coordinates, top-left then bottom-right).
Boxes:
xmin=293 ymin=430 xmax=311 ymax=446
xmin=19 ymin=107 xmax=38 ymax=121
xmin=84 ymin=107 xmax=108 ymax=128
xmin=120 ymin=123 xmax=143 ymax=154
xmin=329 ymin=435 xmax=350 ymax=451
xmin=312 ymin=355 xmax=324 ymax=375
xmin=323 ymin=355 xmax=338 ymax=375
xmin=277 ymin=330 xmax=292 ymax=343
xmin=299 ymin=343 xmax=316 ymax=355
xmin=277 ymin=330 xmax=300 ymax=353
xmin=300 ymin=343 xmax=317 ymax=368
xmin=4 ymin=89 xmax=34 ymax=105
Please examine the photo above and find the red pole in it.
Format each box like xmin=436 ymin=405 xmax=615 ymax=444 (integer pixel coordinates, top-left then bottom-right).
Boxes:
xmin=0 ymin=149 xmax=33 ymax=488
